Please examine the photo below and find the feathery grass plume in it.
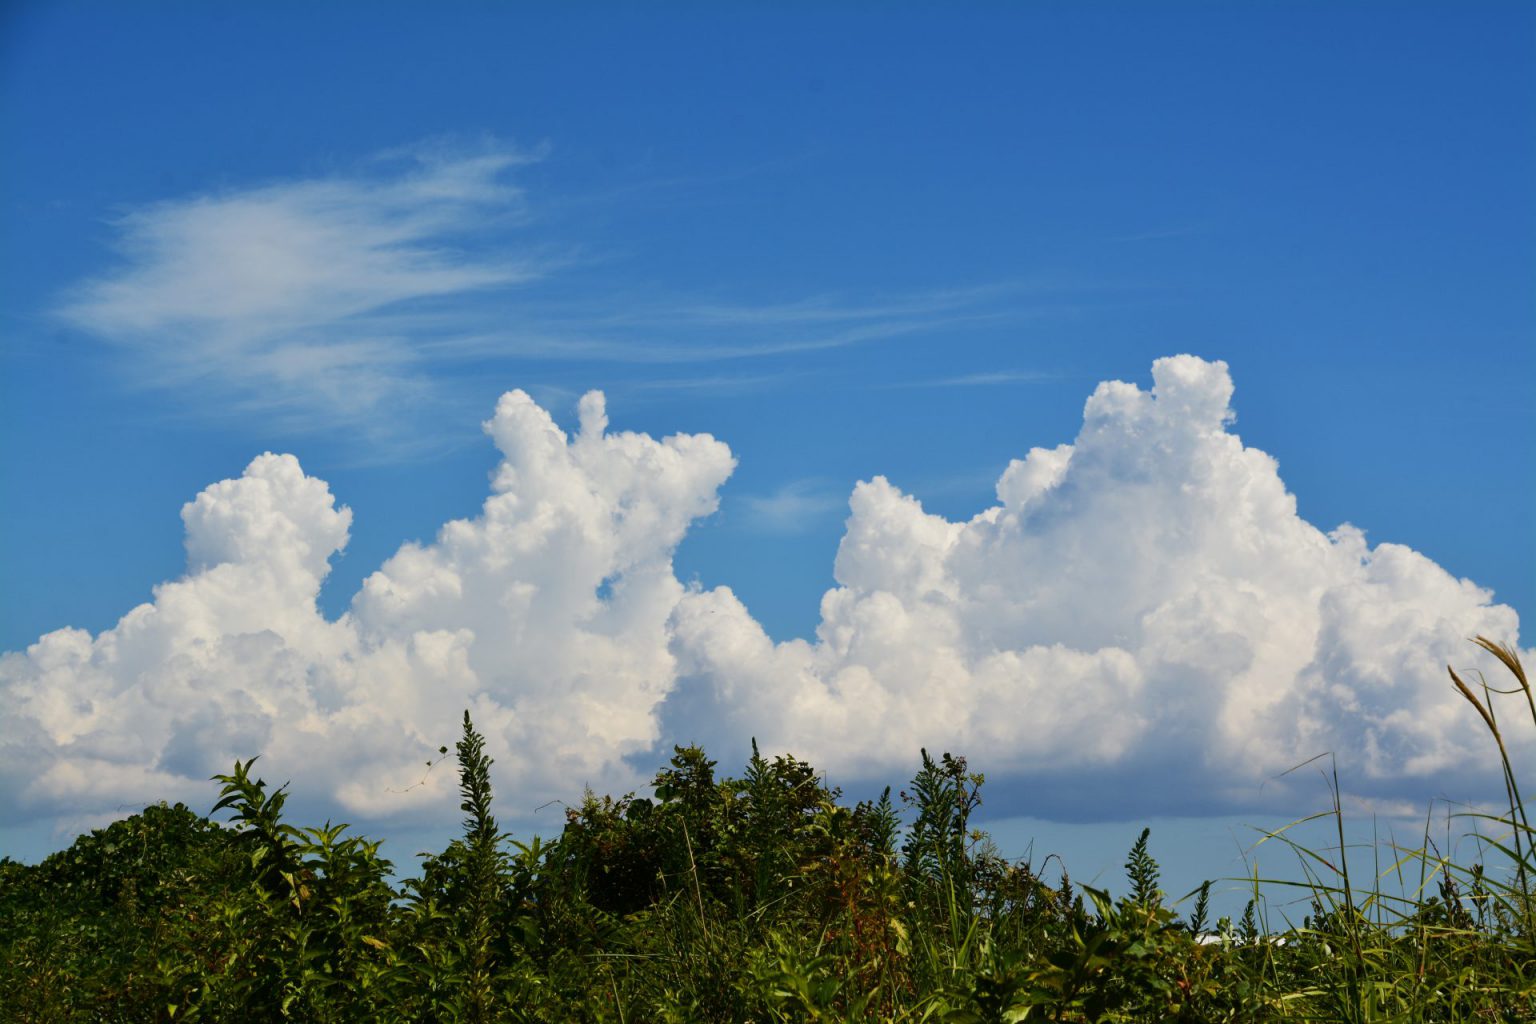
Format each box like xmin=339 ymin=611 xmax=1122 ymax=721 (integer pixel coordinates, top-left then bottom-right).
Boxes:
xmin=454 ymin=709 xmax=506 ymax=1023
xmin=1187 ymin=879 xmax=1212 ymax=936
xmin=1123 ymin=827 xmax=1161 ymax=910
xmin=1449 ymin=637 xmax=1535 ymax=940
xmin=901 ymin=749 xmax=983 ymax=894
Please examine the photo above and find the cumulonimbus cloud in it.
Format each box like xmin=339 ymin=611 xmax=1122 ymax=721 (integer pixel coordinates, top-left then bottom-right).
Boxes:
xmin=0 ymin=357 xmax=1526 ymax=838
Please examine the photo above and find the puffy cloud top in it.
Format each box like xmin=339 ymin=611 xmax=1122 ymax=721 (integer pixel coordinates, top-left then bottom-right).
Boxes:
xmin=671 ymin=356 xmax=1526 ymax=816
xmin=1 ymin=357 xmax=1525 ymax=838
xmin=0 ymin=391 xmax=734 ymax=829
xmin=182 ymin=453 xmax=352 ymax=584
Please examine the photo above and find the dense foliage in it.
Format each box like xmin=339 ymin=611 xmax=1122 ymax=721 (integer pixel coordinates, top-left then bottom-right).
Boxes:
xmin=4 ymin=639 xmax=1534 ymax=1022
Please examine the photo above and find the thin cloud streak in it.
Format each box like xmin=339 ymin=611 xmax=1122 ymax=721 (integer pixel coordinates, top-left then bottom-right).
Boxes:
xmin=882 ymin=369 xmax=1056 ymax=389
xmin=621 ymin=373 xmax=798 ymax=395
xmin=600 ymin=281 xmax=1047 ymax=328
xmin=423 ymin=311 xmax=1018 ymax=365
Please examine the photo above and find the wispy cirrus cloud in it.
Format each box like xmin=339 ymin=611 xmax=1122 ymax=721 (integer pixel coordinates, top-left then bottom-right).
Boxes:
xmin=61 ymin=145 xmax=546 ymax=442
xmin=59 ymin=143 xmax=1077 ymax=449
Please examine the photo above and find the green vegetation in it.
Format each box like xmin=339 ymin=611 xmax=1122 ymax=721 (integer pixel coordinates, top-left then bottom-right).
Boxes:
xmin=3 ymin=638 xmax=1533 ymax=1022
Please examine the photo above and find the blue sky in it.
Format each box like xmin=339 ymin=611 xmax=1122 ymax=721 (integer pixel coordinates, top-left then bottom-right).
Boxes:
xmin=2 ymin=2 xmax=1533 ymax=904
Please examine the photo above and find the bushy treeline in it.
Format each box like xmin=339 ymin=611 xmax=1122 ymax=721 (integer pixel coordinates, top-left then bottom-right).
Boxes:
xmin=4 ymin=691 xmax=1535 ymax=1022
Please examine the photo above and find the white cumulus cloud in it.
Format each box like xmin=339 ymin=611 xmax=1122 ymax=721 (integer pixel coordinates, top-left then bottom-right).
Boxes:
xmin=0 ymin=390 xmax=734 ymax=830
xmin=670 ymin=355 xmax=1528 ymax=817
xmin=0 ymin=356 xmax=1527 ymax=839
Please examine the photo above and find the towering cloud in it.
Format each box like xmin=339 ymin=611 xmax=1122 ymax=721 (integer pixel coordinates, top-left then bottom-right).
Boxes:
xmin=0 ymin=357 xmax=1525 ymax=838
xmin=670 ymin=356 xmax=1527 ymax=816
xmin=0 ymin=391 xmax=735 ymax=828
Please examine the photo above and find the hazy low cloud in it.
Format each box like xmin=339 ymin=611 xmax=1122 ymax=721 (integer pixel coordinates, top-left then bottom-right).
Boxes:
xmin=737 ymin=479 xmax=847 ymax=534
xmin=1 ymin=357 xmax=1526 ymax=837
